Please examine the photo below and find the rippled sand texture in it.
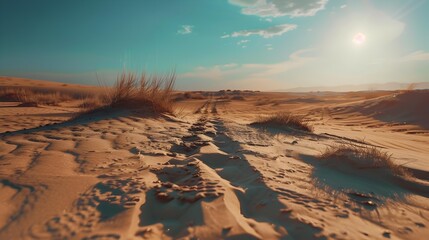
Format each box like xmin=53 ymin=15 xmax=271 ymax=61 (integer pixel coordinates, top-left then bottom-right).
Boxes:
xmin=1 ymin=80 xmax=428 ymax=239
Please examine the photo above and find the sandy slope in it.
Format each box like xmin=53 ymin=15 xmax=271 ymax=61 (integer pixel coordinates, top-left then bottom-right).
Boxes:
xmin=0 ymin=102 xmax=78 ymax=133
xmin=1 ymin=86 xmax=429 ymax=239
xmin=0 ymin=76 xmax=100 ymax=92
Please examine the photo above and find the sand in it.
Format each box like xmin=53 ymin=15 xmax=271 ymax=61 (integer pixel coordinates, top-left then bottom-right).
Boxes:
xmin=0 ymin=79 xmax=428 ymax=239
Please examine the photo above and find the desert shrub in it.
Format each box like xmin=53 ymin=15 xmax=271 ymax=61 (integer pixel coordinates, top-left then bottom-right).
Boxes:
xmin=251 ymin=112 xmax=313 ymax=132
xmin=0 ymin=88 xmax=24 ymax=101
xmin=231 ymin=95 xmax=245 ymax=101
xmin=320 ymin=144 xmax=408 ymax=177
xmin=180 ymin=92 xmax=206 ymax=100
xmin=95 ymin=71 xmax=176 ymax=114
xmin=254 ymin=98 xmax=272 ymax=106
xmin=78 ymin=97 xmax=103 ymax=110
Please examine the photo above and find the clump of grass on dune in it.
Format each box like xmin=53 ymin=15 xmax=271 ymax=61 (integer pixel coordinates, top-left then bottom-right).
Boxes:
xmin=251 ymin=112 xmax=313 ymax=132
xmin=0 ymin=88 xmax=24 ymax=101
xmin=320 ymin=144 xmax=409 ymax=177
xmin=88 ymin=71 xmax=176 ymax=114
xmin=0 ymin=87 xmax=73 ymax=106
xmin=78 ymin=97 xmax=103 ymax=110
xmin=174 ymin=92 xmax=206 ymax=101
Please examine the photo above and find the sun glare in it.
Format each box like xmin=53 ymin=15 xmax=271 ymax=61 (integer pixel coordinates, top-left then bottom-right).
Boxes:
xmin=353 ymin=32 xmax=366 ymax=45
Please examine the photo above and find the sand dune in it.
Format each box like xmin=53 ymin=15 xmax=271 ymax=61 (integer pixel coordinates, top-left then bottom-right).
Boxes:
xmin=0 ymin=76 xmax=99 ymax=92
xmin=335 ymin=90 xmax=429 ymax=129
xmin=0 ymin=79 xmax=429 ymax=239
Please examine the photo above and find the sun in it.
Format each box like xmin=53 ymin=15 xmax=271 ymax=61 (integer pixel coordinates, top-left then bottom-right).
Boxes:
xmin=353 ymin=32 xmax=366 ymax=45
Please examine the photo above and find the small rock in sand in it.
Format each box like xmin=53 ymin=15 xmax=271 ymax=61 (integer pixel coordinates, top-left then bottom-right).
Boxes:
xmin=382 ymin=230 xmax=391 ymax=238
xmin=362 ymin=200 xmax=377 ymax=207
xmin=156 ymin=192 xmax=173 ymax=202
xmin=167 ymin=152 xmax=178 ymax=157
xmin=280 ymin=208 xmax=292 ymax=214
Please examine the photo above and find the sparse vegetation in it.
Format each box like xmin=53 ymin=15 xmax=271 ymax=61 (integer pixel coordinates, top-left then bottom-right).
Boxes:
xmin=320 ymin=144 xmax=409 ymax=177
xmin=231 ymin=95 xmax=245 ymax=101
xmin=89 ymin=71 xmax=176 ymax=114
xmin=0 ymin=87 xmax=73 ymax=106
xmin=0 ymin=71 xmax=176 ymax=114
xmin=78 ymin=97 xmax=103 ymax=110
xmin=251 ymin=112 xmax=313 ymax=132
xmin=175 ymin=92 xmax=206 ymax=101
xmin=254 ymin=98 xmax=273 ymax=106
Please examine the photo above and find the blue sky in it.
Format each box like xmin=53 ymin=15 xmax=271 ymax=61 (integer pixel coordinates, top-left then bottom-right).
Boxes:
xmin=1 ymin=0 xmax=428 ymax=90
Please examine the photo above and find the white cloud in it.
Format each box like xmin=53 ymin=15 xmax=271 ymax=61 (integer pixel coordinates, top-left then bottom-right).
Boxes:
xmin=228 ymin=0 xmax=328 ymax=18
xmin=376 ymin=51 xmax=429 ymax=64
xmin=242 ymin=49 xmax=315 ymax=76
xmin=177 ymin=25 xmax=194 ymax=35
xmin=237 ymin=40 xmax=250 ymax=45
xmin=398 ymin=51 xmax=429 ymax=62
xmin=265 ymin=43 xmax=273 ymax=50
xmin=222 ymin=63 xmax=239 ymax=68
xmin=222 ymin=24 xmax=297 ymax=38
xmin=179 ymin=48 xmax=315 ymax=89
xmin=340 ymin=5 xmax=347 ymax=9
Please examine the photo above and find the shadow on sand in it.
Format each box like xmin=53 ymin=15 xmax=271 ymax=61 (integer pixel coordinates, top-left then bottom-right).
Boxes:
xmin=300 ymin=154 xmax=429 ymax=210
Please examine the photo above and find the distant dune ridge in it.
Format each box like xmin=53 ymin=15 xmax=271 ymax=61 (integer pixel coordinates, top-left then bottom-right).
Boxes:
xmin=282 ymin=81 xmax=429 ymax=92
xmin=332 ymin=90 xmax=429 ymax=130
xmin=0 ymin=76 xmax=429 ymax=239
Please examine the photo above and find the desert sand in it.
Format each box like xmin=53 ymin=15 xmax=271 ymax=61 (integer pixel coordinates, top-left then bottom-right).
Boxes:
xmin=0 ymin=78 xmax=428 ymax=240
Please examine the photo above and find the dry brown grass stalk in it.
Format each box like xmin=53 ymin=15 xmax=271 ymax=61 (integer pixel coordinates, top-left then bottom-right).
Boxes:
xmin=251 ymin=112 xmax=313 ymax=132
xmin=320 ymin=144 xmax=409 ymax=177
xmin=91 ymin=71 xmax=176 ymax=114
xmin=0 ymin=87 xmax=74 ymax=106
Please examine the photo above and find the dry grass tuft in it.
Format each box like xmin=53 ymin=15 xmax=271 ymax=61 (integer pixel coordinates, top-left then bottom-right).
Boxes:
xmin=320 ymin=144 xmax=409 ymax=177
xmin=231 ymin=95 xmax=245 ymax=101
xmin=78 ymin=97 xmax=103 ymax=110
xmin=87 ymin=71 xmax=176 ymax=114
xmin=175 ymin=92 xmax=206 ymax=101
xmin=251 ymin=112 xmax=313 ymax=132
xmin=0 ymin=87 xmax=73 ymax=106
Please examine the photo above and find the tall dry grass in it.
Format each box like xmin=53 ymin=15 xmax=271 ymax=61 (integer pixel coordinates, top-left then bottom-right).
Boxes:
xmin=0 ymin=87 xmax=74 ymax=106
xmin=78 ymin=97 xmax=103 ymax=110
xmin=85 ymin=71 xmax=176 ymax=114
xmin=320 ymin=144 xmax=409 ymax=177
xmin=251 ymin=112 xmax=313 ymax=132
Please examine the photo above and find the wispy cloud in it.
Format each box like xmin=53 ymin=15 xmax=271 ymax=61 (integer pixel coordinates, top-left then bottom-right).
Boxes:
xmin=228 ymin=0 xmax=328 ymax=18
xmin=179 ymin=48 xmax=315 ymax=89
xmin=237 ymin=40 xmax=250 ymax=45
xmin=177 ymin=25 xmax=194 ymax=35
xmin=222 ymin=24 xmax=297 ymax=38
xmin=398 ymin=51 xmax=429 ymax=62
xmin=243 ymin=49 xmax=315 ymax=77
xmin=373 ymin=51 xmax=429 ymax=65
